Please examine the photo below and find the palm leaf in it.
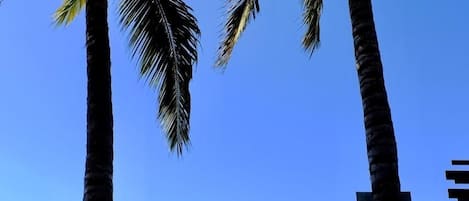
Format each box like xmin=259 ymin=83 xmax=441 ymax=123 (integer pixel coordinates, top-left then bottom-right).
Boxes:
xmin=119 ymin=0 xmax=200 ymax=155
xmin=54 ymin=0 xmax=86 ymax=25
xmin=215 ymin=0 xmax=260 ymax=68
xmin=302 ymin=0 xmax=322 ymax=54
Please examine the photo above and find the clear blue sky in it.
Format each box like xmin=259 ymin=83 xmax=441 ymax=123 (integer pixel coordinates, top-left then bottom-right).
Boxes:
xmin=1 ymin=0 xmax=468 ymax=201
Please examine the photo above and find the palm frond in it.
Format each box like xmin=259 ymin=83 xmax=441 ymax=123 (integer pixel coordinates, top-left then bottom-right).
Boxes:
xmin=215 ymin=0 xmax=260 ymax=68
xmin=54 ymin=0 xmax=86 ymax=25
xmin=302 ymin=0 xmax=322 ymax=55
xmin=119 ymin=0 xmax=200 ymax=155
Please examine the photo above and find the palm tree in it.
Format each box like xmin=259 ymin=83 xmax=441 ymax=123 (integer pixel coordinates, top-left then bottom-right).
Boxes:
xmin=216 ymin=1 xmax=401 ymax=201
xmin=53 ymin=0 xmax=200 ymax=200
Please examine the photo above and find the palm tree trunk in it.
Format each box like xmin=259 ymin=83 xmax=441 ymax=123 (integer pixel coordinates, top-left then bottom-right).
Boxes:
xmin=83 ymin=0 xmax=114 ymax=200
xmin=348 ymin=0 xmax=401 ymax=201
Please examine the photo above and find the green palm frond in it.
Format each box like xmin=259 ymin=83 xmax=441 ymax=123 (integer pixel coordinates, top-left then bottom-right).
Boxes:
xmin=216 ymin=0 xmax=260 ymax=68
xmin=302 ymin=0 xmax=322 ymax=54
xmin=119 ymin=0 xmax=200 ymax=155
xmin=54 ymin=0 xmax=86 ymax=25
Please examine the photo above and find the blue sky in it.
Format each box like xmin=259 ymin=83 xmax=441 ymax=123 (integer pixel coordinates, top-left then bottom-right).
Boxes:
xmin=1 ymin=0 xmax=469 ymax=201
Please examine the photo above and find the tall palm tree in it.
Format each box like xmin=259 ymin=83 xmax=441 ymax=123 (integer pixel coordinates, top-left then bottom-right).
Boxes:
xmin=54 ymin=0 xmax=200 ymax=200
xmin=216 ymin=1 xmax=401 ymax=201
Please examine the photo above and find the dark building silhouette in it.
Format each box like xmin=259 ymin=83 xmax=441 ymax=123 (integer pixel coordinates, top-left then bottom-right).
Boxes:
xmin=446 ymin=160 xmax=469 ymax=201
xmin=355 ymin=192 xmax=411 ymax=201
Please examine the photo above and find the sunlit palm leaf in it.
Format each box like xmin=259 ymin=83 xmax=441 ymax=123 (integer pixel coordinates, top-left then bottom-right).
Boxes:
xmin=302 ymin=0 xmax=322 ymax=54
xmin=216 ymin=0 xmax=260 ymax=68
xmin=119 ymin=0 xmax=200 ymax=155
xmin=54 ymin=0 xmax=86 ymax=25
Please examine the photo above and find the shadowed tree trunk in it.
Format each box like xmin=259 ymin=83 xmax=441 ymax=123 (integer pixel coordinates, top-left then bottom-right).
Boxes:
xmin=348 ymin=0 xmax=401 ymax=201
xmin=83 ymin=0 xmax=113 ymax=200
